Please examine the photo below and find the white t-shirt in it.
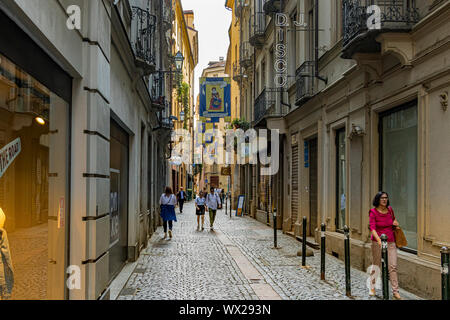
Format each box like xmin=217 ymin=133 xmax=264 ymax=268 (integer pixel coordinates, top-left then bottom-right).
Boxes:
xmin=206 ymin=193 xmax=221 ymax=210
xmin=160 ymin=194 xmax=177 ymax=205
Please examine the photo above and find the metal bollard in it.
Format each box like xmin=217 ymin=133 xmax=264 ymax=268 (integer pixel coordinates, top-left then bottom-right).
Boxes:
xmin=302 ymin=217 xmax=307 ymax=267
xmin=266 ymin=208 xmax=270 ymax=225
xmin=381 ymin=234 xmax=389 ymax=300
xmin=344 ymin=225 xmax=351 ymax=297
xmin=225 ymin=194 xmax=228 ymax=215
xmin=273 ymin=209 xmax=278 ymax=248
xmin=320 ymin=223 xmax=326 ymax=281
xmin=441 ymin=246 xmax=449 ymax=300
xmin=229 ymin=193 xmax=232 ymax=218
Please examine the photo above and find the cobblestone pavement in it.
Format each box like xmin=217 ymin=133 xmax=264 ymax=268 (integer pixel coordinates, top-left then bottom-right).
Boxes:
xmin=117 ymin=201 xmax=418 ymax=300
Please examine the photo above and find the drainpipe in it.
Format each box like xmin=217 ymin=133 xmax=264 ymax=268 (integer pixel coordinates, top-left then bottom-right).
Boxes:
xmin=314 ymin=0 xmax=327 ymax=84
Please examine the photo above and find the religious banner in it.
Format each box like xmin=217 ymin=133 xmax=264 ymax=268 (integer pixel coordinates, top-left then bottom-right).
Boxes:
xmin=199 ymin=77 xmax=231 ymax=119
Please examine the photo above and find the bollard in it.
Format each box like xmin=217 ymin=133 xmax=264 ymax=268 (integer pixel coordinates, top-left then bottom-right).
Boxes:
xmin=441 ymin=246 xmax=449 ymax=300
xmin=229 ymin=193 xmax=232 ymax=218
xmin=320 ymin=223 xmax=326 ymax=281
xmin=344 ymin=225 xmax=351 ymax=297
xmin=381 ymin=234 xmax=389 ymax=300
xmin=225 ymin=194 xmax=227 ymax=215
xmin=267 ymin=208 xmax=270 ymax=225
xmin=273 ymin=209 xmax=278 ymax=248
xmin=302 ymin=217 xmax=307 ymax=267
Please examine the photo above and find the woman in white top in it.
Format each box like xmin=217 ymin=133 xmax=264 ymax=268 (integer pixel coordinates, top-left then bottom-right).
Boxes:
xmin=195 ymin=191 xmax=206 ymax=231
xmin=159 ymin=187 xmax=177 ymax=239
xmin=205 ymin=187 xmax=221 ymax=231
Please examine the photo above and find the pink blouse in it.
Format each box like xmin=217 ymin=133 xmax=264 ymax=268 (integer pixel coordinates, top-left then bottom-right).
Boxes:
xmin=369 ymin=206 xmax=396 ymax=243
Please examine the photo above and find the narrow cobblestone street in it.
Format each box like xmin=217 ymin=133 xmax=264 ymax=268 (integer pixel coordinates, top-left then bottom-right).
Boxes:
xmin=117 ymin=201 xmax=420 ymax=300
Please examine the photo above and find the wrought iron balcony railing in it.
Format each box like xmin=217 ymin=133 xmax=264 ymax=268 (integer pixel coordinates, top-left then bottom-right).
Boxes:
xmin=295 ymin=61 xmax=315 ymax=106
xmin=131 ymin=6 xmax=157 ymax=73
xmin=240 ymin=41 xmax=253 ymax=69
xmin=263 ymin=0 xmax=284 ymax=15
xmin=342 ymin=0 xmax=419 ymax=58
xmin=150 ymin=71 xmax=166 ymax=109
xmin=254 ymin=88 xmax=280 ymax=125
xmin=249 ymin=12 xmax=266 ymax=48
xmin=232 ymin=61 xmax=243 ymax=82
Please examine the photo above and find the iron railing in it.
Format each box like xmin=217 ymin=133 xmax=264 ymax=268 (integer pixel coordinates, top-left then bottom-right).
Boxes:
xmin=240 ymin=41 xmax=253 ymax=69
xmin=151 ymin=71 xmax=166 ymax=107
xmin=131 ymin=6 xmax=156 ymax=69
xmin=342 ymin=0 xmax=420 ymax=47
xmin=233 ymin=61 xmax=243 ymax=82
xmin=249 ymin=12 xmax=266 ymax=47
xmin=295 ymin=61 xmax=315 ymax=105
xmin=254 ymin=88 xmax=279 ymax=125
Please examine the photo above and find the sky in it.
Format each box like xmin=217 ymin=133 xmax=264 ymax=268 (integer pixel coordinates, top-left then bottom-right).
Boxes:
xmin=180 ymin=0 xmax=232 ymax=99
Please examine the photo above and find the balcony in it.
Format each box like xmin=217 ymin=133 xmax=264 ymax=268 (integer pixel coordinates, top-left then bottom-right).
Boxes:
xmin=162 ymin=0 xmax=174 ymax=32
xmin=249 ymin=13 xmax=266 ymax=48
xmin=263 ymin=0 xmax=284 ymax=15
xmin=295 ymin=61 xmax=315 ymax=106
xmin=240 ymin=41 xmax=253 ymax=69
xmin=342 ymin=0 xmax=419 ymax=59
xmin=254 ymin=88 xmax=281 ymax=126
xmin=150 ymin=72 xmax=166 ymax=110
xmin=233 ymin=62 xmax=243 ymax=82
xmin=131 ymin=6 xmax=157 ymax=74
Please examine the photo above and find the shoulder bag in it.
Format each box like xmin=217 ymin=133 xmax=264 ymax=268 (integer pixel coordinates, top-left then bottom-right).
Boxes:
xmin=389 ymin=207 xmax=408 ymax=248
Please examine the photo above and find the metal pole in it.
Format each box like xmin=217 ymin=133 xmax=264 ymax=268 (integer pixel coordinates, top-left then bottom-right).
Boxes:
xmin=229 ymin=193 xmax=232 ymax=218
xmin=225 ymin=193 xmax=228 ymax=215
xmin=320 ymin=223 xmax=326 ymax=281
xmin=344 ymin=225 xmax=351 ymax=297
xmin=441 ymin=246 xmax=449 ymax=300
xmin=302 ymin=217 xmax=307 ymax=267
xmin=273 ymin=209 xmax=277 ymax=248
xmin=381 ymin=234 xmax=389 ymax=300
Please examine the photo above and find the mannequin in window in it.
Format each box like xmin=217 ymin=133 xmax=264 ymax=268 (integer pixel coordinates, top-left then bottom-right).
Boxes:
xmin=0 ymin=207 xmax=14 ymax=300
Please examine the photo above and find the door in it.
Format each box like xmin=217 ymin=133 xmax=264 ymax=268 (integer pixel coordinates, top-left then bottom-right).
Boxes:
xmin=109 ymin=120 xmax=129 ymax=280
xmin=308 ymin=138 xmax=318 ymax=236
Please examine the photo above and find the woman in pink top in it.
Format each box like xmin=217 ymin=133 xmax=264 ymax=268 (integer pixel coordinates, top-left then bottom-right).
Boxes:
xmin=369 ymin=192 xmax=401 ymax=300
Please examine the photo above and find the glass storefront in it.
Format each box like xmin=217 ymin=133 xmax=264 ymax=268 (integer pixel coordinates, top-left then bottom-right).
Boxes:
xmin=0 ymin=53 xmax=69 ymax=299
xmin=336 ymin=128 xmax=346 ymax=231
xmin=381 ymin=102 xmax=418 ymax=251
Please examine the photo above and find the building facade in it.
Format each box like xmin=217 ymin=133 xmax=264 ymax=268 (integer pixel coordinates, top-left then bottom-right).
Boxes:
xmin=0 ymin=0 xmax=175 ymax=300
xmin=239 ymin=0 xmax=450 ymax=299
xmin=169 ymin=0 xmax=198 ymax=198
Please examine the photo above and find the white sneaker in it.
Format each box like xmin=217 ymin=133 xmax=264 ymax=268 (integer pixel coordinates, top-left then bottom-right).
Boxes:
xmin=168 ymin=230 xmax=173 ymax=239
xmin=369 ymin=288 xmax=376 ymax=297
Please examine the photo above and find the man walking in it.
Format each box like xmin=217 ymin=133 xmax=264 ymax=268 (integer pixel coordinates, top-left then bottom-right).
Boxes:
xmin=177 ymin=187 xmax=186 ymax=214
xmin=206 ymin=187 xmax=221 ymax=231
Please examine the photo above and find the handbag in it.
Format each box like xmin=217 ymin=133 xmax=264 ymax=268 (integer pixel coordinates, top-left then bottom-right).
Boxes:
xmin=217 ymin=195 xmax=222 ymax=209
xmin=389 ymin=207 xmax=408 ymax=248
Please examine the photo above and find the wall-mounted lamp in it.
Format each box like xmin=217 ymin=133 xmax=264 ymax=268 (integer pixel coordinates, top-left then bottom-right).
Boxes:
xmin=349 ymin=124 xmax=365 ymax=140
xmin=35 ymin=116 xmax=46 ymax=126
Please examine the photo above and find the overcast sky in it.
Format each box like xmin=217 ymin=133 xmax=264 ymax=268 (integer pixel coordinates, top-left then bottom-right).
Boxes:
xmin=181 ymin=0 xmax=232 ymax=99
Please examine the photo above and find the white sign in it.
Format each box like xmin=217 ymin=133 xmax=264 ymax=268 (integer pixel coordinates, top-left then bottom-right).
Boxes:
xmin=0 ymin=138 xmax=21 ymax=179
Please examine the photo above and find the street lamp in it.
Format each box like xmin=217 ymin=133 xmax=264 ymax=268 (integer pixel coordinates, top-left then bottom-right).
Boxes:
xmin=180 ymin=111 xmax=185 ymax=122
xmin=174 ymin=51 xmax=184 ymax=72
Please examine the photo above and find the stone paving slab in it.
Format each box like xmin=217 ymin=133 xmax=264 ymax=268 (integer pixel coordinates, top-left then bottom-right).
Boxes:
xmin=117 ymin=201 xmax=419 ymax=300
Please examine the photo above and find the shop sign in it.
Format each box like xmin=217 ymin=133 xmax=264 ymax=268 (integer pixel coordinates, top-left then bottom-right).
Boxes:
xmin=0 ymin=138 xmax=21 ymax=179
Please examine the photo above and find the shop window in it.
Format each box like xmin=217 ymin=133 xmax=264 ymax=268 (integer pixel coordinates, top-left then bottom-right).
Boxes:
xmin=0 ymin=53 xmax=69 ymax=299
xmin=380 ymin=102 xmax=418 ymax=251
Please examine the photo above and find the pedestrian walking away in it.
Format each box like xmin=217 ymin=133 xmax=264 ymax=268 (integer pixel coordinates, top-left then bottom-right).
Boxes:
xmin=195 ymin=191 xmax=206 ymax=231
xmin=177 ymin=187 xmax=186 ymax=214
xmin=369 ymin=191 xmax=401 ymax=300
xmin=206 ymin=187 xmax=221 ymax=231
xmin=160 ymin=187 xmax=177 ymax=240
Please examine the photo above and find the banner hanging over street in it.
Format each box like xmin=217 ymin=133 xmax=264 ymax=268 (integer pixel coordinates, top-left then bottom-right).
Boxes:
xmin=199 ymin=77 xmax=231 ymax=119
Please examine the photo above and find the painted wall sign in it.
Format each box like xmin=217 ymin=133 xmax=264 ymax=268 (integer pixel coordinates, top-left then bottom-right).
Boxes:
xmin=0 ymin=137 xmax=21 ymax=179
xmin=199 ymin=77 xmax=231 ymax=119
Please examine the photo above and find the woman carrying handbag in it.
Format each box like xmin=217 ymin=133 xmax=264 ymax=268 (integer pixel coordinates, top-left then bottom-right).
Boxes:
xmin=368 ymin=192 xmax=406 ymax=300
